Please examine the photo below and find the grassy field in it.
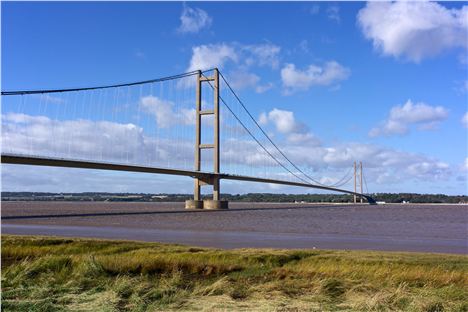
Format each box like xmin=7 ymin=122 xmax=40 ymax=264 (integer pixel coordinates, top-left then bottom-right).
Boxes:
xmin=1 ymin=235 xmax=467 ymax=311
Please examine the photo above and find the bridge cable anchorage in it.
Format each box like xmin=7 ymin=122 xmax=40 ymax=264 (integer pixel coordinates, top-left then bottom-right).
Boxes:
xmin=1 ymin=70 xmax=201 ymax=96
xmin=200 ymin=72 xmax=311 ymax=185
xmin=215 ymin=70 xmax=352 ymax=188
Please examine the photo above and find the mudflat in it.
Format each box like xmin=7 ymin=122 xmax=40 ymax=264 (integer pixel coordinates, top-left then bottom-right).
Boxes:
xmin=2 ymin=202 xmax=467 ymax=254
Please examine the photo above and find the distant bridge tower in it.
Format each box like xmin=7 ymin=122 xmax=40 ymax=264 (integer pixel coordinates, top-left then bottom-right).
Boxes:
xmin=185 ymin=69 xmax=228 ymax=210
xmin=354 ymin=161 xmax=364 ymax=204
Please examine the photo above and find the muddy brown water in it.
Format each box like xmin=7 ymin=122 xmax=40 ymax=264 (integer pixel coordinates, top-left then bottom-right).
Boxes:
xmin=2 ymin=202 xmax=467 ymax=254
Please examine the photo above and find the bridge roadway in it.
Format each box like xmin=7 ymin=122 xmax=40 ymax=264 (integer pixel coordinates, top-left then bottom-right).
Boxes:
xmin=1 ymin=154 xmax=375 ymax=203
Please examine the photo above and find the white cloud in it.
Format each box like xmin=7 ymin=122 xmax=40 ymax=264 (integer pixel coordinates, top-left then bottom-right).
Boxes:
xmin=187 ymin=42 xmax=281 ymax=73
xmin=286 ymin=132 xmax=320 ymax=145
xmin=178 ymin=5 xmax=212 ymax=34
xmin=243 ymin=43 xmax=281 ymax=69
xmin=327 ymin=5 xmax=340 ymax=23
xmin=186 ymin=42 xmax=279 ymax=93
xmin=258 ymin=112 xmax=268 ymax=126
xmin=369 ymin=100 xmax=449 ymax=137
xmin=281 ymin=61 xmax=350 ymax=94
xmin=406 ymin=161 xmax=451 ymax=180
xmin=258 ymin=108 xmax=320 ymax=146
xmin=140 ymin=96 xmax=195 ymax=128
xmin=266 ymin=108 xmax=300 ymax=134
xmin=255 ymin=82 xmax=274 ymax=94
xmin=1 ymin=111 xmax=196 ymax=171
xmin=225 ymin=70 xmax=260 ymax=91
xmin=256 ymin=113 xmax=454 ymax=186
xmin=1 ymin=111 xmax=456 ymax=193
xmin=188 ymin=44 xmax=238 ymax=71
xmin=222 ymin=132 xmax=454 ymax=187
xmin=357 ymin=2 xmax=468 ymax=62
xmin=314 ymin=143 xmax=451 ymax=182
xmin=462 ymin=112 xmax=468 ymax=128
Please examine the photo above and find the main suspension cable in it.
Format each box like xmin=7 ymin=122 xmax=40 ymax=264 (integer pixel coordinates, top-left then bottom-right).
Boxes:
xmin=201 ymin=72 xmax=310 ymax=184
xmin=1 ymin=70 xmax=201 ymax=96
xmin=218 ymin=70 xmax=351 ymax=187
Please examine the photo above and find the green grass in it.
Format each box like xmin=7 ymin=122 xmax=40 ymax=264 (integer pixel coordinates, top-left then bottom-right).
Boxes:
xmin=1 ymin=235 xmax=467 ymax=311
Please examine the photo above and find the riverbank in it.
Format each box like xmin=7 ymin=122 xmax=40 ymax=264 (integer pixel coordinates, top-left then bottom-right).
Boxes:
xmin=2 ymin=235 xmax=467 ymax=311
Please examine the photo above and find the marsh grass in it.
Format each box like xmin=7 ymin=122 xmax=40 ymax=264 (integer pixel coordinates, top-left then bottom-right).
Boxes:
xmin=1 ymin=235 xmax=467 ymax=311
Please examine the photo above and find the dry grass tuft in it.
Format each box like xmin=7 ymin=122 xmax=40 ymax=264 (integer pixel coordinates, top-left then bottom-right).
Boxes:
xmin=2 ymin=235 xmax=467 ymax=311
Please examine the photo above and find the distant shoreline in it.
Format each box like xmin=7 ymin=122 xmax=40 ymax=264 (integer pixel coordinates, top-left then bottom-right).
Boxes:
xmin=2 ymin=191 xmax=467 ymax=204
xmin=1 ymin=200 xmax=466 ymax=205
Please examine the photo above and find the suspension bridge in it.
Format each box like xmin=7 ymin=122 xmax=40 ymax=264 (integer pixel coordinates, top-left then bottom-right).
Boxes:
xmin=1 ymin=68 xmax=375 ymax=209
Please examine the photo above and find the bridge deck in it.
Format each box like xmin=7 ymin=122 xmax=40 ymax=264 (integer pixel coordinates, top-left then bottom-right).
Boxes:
xmin=1 ymin=154 xmax=373 ymax=203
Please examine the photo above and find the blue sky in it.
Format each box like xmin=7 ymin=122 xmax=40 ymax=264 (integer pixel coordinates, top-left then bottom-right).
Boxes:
xmin=2 ymin=1 xmax=467 ymax=195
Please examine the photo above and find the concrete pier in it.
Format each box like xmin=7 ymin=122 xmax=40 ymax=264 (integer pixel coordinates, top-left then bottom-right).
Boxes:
xmin=203 ymin=200 xmax=228 ymax=210
xmin=185 ymin=200 xmax=203 ymax=209
xmin=185 ymin=200 xmax=228 ymax=210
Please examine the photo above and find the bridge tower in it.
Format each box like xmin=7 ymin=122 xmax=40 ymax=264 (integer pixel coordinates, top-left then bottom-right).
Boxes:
xmin=185 ymin=69 xmax=228 ymax=210
xmin=353 ymin=161 xmax=364 ymax=203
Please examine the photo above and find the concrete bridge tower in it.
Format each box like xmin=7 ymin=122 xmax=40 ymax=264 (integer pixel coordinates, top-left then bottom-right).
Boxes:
xmin=185 ymin=69 xmax=228 ymax=210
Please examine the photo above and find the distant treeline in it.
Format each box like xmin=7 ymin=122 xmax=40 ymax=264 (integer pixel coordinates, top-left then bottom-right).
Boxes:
xmin=1 ymin=192 xmax=467 ymax=203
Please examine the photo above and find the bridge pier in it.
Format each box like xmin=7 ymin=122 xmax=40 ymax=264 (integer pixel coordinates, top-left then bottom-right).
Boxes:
xmin=185 ymin=200 xmax=204 ymax=209
xmin=203 ymin=199 xmax=228 ymax=210
xmin=185 ymin=199 xmax=228 ymax=210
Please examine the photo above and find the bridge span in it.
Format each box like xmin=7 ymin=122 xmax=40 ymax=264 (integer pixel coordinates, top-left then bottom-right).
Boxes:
xmin=1 ymin=68 xmax=375 ymax=207
xmin=1 ymin=154 xmax=376 ymax=204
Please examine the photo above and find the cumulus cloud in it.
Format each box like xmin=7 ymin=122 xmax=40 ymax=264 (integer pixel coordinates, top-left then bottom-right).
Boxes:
xmin=281 ymin=61 xmax=350 ymax=94
xmin=140 ymin=96 xmax=195 ymax=128
xmin=299 ymin=143 xmax=451 ymax=183
xmin=228 ymin=130 xmax=453 ymax=187
xmin=242 ymin=43 xmax=281 ymax=69
xmin=462 ymin=112 xmax=468 ymax=128
xmin=1 ymin=112 xmax=195 ymax=171
xmin=188 ymin=44 xmax=238 ymax=72
xmin=178 ymin=5 xmax=212 ymax=34
xmin=357 ymin=2 xmax=468 ymax=62
xmin=1 ymin=111 xmax=455 ymax=193
xmin=1 ymin=107 xmax=456 ymax=193
xmin=186 ymin=42 xmax=279 ymax=92
xmin=263 ymin=109 xmax=303 ymax=134
xmin=369 ymin=100 xmax=449 ymax=137
xmin=254 ymin=109 xmax=454 ymax=186
xmin=3 ymin=113 xmax=143 ymax=163
xmin=258 ymin=108 xmax=320 ymax=146
xmin=187 ymin=42 xmax=281 ymax=72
